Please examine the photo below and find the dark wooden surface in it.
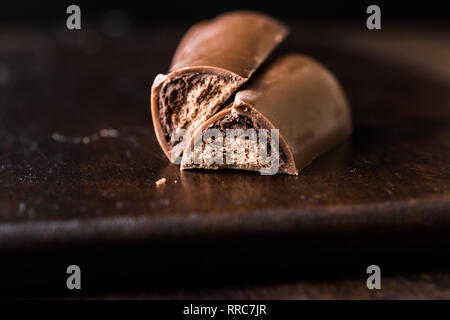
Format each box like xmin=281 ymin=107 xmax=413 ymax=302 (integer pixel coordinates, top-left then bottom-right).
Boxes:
xmin=0 ymin=23 xmax=449 ymax=298
xmin=95 ymin=272 xmax=450 ymax=299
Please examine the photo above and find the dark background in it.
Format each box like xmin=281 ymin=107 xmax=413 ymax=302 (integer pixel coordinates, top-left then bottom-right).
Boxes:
xmin=0 ymin=0 xmax=448 ymax=26
xmin=1 ymin=0 xmax=449 ymax=298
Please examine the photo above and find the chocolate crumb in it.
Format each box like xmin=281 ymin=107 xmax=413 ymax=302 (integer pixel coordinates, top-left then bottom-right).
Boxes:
xmin=155 ymin=178 xmax=167 ymax=186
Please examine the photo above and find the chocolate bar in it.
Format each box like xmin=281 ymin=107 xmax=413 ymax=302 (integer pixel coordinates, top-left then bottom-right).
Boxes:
xmin=151 ymin=11 xmax=288 ymax=162
xmin=180 ymin=54 xmax=352 ymax=175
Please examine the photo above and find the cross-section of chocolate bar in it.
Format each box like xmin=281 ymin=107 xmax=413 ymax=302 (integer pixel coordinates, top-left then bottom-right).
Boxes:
xmin=180 ymin=54 xmax=352 ymax=175
xmin=151 ymin=11 xmax=288 ymax=162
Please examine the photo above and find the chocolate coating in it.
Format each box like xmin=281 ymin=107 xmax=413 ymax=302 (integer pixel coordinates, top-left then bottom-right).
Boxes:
xmin=181 ymin=54 xmax=352 ymax=175
xmin=151 ymin=11 xmax=288 ymax=162
xmin=170 ymin=11 xmax=288 ymax=77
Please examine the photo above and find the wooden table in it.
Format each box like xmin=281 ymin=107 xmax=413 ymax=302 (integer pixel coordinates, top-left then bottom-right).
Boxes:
xmin=0 ymin=23 xmax=449 ymax=298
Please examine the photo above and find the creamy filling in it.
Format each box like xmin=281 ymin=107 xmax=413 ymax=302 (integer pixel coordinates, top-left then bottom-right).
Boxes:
xmin=158 ymin=72 xmax=242 ymax=150
xmin=184 ymin=111 xmax=288 ymax=173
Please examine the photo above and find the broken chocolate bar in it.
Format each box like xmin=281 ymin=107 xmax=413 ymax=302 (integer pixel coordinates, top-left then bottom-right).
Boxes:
xmin=180 ymin=54 xmax=352 ymax=175
xmin=151 ymin=11 xmax=288 ymax=162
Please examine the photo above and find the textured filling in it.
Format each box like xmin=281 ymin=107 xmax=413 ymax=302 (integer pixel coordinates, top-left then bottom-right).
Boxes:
xmin=184 ymin=111 xmax=288 ymax=173
xmin=158 ymin=72 xmax=242 ymax=150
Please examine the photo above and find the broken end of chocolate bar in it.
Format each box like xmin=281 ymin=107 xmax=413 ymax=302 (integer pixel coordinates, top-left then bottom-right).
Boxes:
xmin=151 ymin=11 xmax=289 ymax=163
xmin=180 ymin=54 xmax=352 ymax=176
xmin=180 ymin=105 xmax=298 ymax=175
xmin=151 ymin=67 xmax=246 ymax=162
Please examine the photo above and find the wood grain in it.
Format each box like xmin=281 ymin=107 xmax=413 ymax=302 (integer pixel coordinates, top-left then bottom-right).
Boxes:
xmin=0 ymin=24 xmax=449 ymax=296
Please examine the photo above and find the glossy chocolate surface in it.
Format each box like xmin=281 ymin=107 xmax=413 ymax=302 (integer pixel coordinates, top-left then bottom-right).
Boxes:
xmin=151 ymin=11 xmax=288 ymax=162
xmin=181 ymin=54 xmax=352 ymax=175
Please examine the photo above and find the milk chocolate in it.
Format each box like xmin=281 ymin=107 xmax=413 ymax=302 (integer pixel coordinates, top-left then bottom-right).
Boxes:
xmin=180 ymin=54 xmax=352 ymax=175
xmin=151 ymin=11 xmax=288 ymax=162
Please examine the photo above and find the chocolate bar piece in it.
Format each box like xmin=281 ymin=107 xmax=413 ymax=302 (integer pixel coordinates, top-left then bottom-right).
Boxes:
xmin=180 ymin=54 xmax=352 ymax=175
xmin=151 ymin=11 xmax=288 ymax=162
